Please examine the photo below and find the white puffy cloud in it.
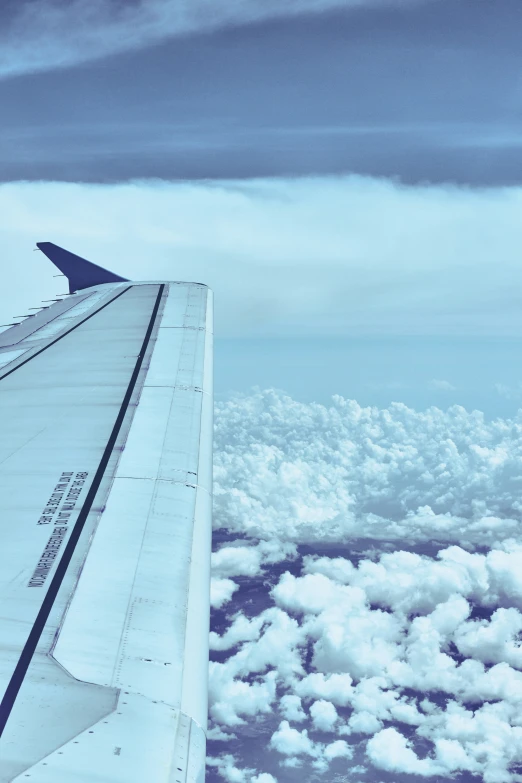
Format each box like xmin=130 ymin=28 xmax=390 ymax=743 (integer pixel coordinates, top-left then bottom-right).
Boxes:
xmin=265 ymin=550 xmax=522 ymax=779
xmin=346 ymin=766 xmax=368 ymax=776
xmin=304 ymin=546 xmax=522 ymax=615
xmin=454 ymin=608 xmax=522 ymax=670
xmin=209 ymin=539 xmax=299 ymax=614
xmin=367 ymin=727 xmax=444 ymax=777
xmin=209 ymin=390 xmax=522 ymax=781
xmin=214 ymin=390 xmax=522 ymax=546
xmin=218 ymin=608 xmax=305 ymax=680
xmin=279 ymin=694 xmax=307 ymax=723
xmin=207 ymin=725 xmax=237 ymax=741
xmin=272 ymin=553 xmax=522 ymax=697
xmin=211 ymin=544 xmax=522 ymax=777
xmin=208 ymin=667 xmax=277 ymax=727
xmin=272 ymin=571 xmax=364 ymax=616
xmin=344 ymin=710 xmax=383 ymax=735
xmin=309 ymin=700 xmax=338 ymax=731
xmin=208 ymin=606 xmax=306 ymax=726
xmin=269 ymin=721 xmax=354 ymax=774
xmin=207 ymin=754 xmax=273 ymax=783
xmin=211 ymin=577 xmax=239 ymax=609
xmin=419 ymin=701 xmax=522 ymax=782
xmin=212 ymin=545 xmax=263 ymax=579
xmin=294 ymin=672 xmax=354 ymax=707
xmin=210 ymin=613 xmax=265 ymax=652
xmin=323 ymin=739 xmax=353 ymax=761
xmin=206 ymin=754 xmax=254 ymax=783
xmin=270 ymin=721 xmax=317 ymax=757
xmin=212 ymin=540 xmax=297 ymax=580
xmin=349 ymin=677 xmax=425 ymax=728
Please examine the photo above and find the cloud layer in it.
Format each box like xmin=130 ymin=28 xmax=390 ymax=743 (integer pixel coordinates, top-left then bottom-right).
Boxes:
xmin=3 ymin=177 xmax=522 ymax=340
xmin=214 ymin=389 xmax=522 ymax=547
xmin=209 ymin=390 xmax=522 ymax=783
xmin=0 ymin=0 xmax=418 ymax=79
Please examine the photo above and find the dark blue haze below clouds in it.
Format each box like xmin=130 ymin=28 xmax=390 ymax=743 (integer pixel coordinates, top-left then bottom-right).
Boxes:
xmin=2 ymin=0 xmax=522 ymax=184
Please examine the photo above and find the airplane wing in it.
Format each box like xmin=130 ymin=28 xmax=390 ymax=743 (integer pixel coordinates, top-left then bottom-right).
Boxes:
xmin=0 ymin=245 xmax=213 ymax=782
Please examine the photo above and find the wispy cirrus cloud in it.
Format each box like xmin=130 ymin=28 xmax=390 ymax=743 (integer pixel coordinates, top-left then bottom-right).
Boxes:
xmin=429 ymin=379 xmax=456 ymax=392
xmin=0 ymin=0 xmax=422 ymax=80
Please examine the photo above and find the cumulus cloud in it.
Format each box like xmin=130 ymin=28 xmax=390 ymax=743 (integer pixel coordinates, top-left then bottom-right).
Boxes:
xmin=209 ymin=605 xmax=305 ymax=682
xmin=207 ymin=725 xmax=237 ymax=742
xmin=214 ymin=389 xmax=522 ymax=547
xmin=367 ymin=727 xmax=444 ymax=776
xmin=269 ymin=721 xmax=354 ymax=773
xmin=211 ymin=577 xmax=239 ymax=609
xmin=212 ymin=540 xmax=297 ymax=580
xmin=323 ymin=739 xmax=353 ymax=761
xmin=309 ymin=700 xmax=339 ymax=731
xmin=303 ymin=547 xmax=522 ymax=615
xmin=210 ymin=539 xmax=298 ymax=612
xmin=210 ymin=613 xmax=265 ymax=652
xmin=207 ymin=755 xmax=277 ymax=783
xmin=211 ymin=542 xmax=522 ymax=778
xmin=212 ymin=545 xmax=264 ymax=579
xmin=454 ymin=607 xmax=522 ymax=669
xmin=279 ymin=695 xmax=307 ymax=723
xmin=209 ymin=666 xmax=277 ymax=727
xmin=209 ymin=389 xmax=522 ymax=782
xmin=0 ymin=0 xmax=424 ymax=79
xmin=270 ymin=721 xmax=317 ymax=757
xmin=295 ymin=672 xmax=354 ymax=707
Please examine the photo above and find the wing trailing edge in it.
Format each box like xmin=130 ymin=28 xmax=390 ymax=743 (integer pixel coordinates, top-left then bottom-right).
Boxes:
xmin=37 ymin=242 xmax=129 ymax=293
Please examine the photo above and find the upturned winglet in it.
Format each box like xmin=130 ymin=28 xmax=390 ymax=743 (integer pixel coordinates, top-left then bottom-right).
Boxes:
xmin=37 ymin=242 xmax=129 ymax=293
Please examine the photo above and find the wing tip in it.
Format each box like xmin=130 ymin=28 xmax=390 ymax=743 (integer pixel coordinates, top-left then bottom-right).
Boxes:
xmin=37 ymin=242 xmax=130 ymax=292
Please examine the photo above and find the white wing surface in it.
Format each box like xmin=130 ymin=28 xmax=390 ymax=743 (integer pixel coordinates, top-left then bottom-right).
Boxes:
xmin=0 ymin=248 xmax=213 ymax=782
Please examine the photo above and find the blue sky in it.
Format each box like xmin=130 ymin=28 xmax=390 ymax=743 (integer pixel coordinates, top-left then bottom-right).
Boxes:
xmin=3 ymin=1 xmax=522 ymax=781
xmin=215 ymin=336 xmax=522 ymax=418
